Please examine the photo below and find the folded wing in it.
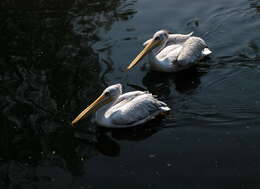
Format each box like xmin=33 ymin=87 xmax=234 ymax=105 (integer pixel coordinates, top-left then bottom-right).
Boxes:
xmin=105 ymin=92 xmax=170 ymax=126
xmin=177 ymin=36 xmax=211 ymax=65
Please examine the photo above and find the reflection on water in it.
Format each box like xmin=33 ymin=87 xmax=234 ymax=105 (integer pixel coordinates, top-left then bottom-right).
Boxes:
xmin=0 ymin=0 xmax=137 ymax=188
xmin=142 ymin=67 xmax=207 ymax=97
xmin=94 ymin=124 xmax=160 ymax=156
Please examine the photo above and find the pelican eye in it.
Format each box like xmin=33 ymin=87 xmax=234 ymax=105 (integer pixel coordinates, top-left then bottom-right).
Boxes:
xmin=154 ymin=36 xmax=160 ymax=40
xmin=104 ymin=92 xmax=110 ymax=96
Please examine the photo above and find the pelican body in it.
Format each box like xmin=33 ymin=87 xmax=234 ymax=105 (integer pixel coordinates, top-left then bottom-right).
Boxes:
xmin=72 ymin=84 xmax=170 ymax=128
xmin=127 ymin=30 xmax=212 ymax=72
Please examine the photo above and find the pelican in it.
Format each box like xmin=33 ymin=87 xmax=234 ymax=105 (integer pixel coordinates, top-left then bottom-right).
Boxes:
xmin=72 ymin=84 xmax=170 ymax=128
xmin=127 ymin=30 xmax=212 ymax=72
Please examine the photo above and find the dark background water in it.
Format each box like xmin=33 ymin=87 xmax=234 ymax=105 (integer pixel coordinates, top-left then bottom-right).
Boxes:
xmin=1 ymin=0 xmax=260 ymax=188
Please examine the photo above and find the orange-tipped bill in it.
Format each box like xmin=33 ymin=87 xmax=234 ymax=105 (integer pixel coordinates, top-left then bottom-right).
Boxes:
xmin=71 ymin=94 xmax=112 ymax=127
xmin=126 ymin=39 xmax=160 ymax=70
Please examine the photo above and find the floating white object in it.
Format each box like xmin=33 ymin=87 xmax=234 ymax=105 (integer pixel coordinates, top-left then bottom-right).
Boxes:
xmin=127 ymin=30 xmax=211 ymax=72
xmin=72 ymin=84 xmax=170 ymax=128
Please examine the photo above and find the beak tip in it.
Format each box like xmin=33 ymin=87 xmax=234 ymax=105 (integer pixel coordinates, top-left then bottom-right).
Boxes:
xmin=124 ymin=67 xmax=130 ymax=72
xmin=71 ymin=119 xmax=79 ymax=127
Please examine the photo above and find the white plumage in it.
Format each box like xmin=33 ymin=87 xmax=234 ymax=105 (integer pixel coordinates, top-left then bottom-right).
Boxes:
xmin=72 ymin=84 xmax=170 ymax=128
xmin=127 ymin=30 xmax=212 ymax=72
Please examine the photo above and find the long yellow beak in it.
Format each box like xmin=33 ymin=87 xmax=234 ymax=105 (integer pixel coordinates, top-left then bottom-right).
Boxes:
xmin=126 ymin=39 xmax=159 ymax=70
xmin=71 ymin=94 xmax=111 ymax=127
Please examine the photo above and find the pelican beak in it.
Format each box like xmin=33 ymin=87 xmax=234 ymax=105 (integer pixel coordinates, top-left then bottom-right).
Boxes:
xmin=126 ymin=39 xmax=160 ymax=70
xmin=71 ymin=94 xmax=112 ymax=127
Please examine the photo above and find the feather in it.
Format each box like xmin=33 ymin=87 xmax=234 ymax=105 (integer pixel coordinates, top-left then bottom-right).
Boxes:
xmin=106 ymin=93 xmax=170 ymax=126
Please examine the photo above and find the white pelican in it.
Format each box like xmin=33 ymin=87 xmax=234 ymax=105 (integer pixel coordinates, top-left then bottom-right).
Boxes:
xmin=72 ymin=84 xmax=170 ymax=128
xmin=127 ymin=30 xmax=212 ymax=72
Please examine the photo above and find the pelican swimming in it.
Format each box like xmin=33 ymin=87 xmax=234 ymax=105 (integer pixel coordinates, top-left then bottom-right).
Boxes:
xmin=72 ymin=84 xmax=170 ymax=128
xmin=127 ymin=30 xmax=212 ymax=72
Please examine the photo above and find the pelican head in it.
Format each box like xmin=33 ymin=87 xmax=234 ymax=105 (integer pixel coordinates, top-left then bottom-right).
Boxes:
xmin=72 ymin=84 xmax=122 ymax=126
xmin=127 ymin=30 xmax=169 ymax=70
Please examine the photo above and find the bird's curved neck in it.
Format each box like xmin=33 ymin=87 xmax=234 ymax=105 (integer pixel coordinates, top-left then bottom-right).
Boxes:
xmin=95 ymin=95 xmax=119 ymax=125
xmin=152 ymin=40 xmax=168 ymax=56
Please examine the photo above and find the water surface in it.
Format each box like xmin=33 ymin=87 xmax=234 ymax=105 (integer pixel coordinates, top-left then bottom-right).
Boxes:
xmin=1 ymin=0 xmax=260 ymax=188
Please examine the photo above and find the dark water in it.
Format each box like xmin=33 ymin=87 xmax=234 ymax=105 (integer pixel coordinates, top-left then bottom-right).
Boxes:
xmin=1 ymin=0 xmax=260 ymax=188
